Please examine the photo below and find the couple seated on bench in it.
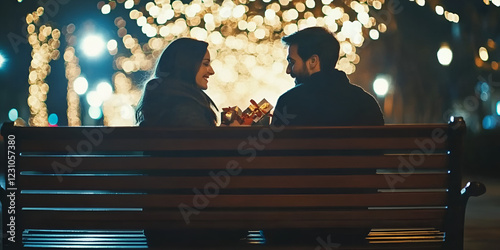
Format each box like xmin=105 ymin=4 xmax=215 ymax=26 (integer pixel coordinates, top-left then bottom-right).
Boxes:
xmin=136 ymin=26 xmax=384 ymax=128
xmin=136 ymin=26 xmax=384 ymax=245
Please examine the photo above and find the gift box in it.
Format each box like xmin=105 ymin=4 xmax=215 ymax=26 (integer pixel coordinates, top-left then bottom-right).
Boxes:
xmin=221 ymin=106 xmax=243 ymax=126
xmin=221 ymin=99 xmax=273 ymax=126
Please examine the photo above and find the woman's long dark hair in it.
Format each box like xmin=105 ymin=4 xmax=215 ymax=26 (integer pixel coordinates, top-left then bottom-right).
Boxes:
xmin=135 ymin=38 xmax=217 ymax=125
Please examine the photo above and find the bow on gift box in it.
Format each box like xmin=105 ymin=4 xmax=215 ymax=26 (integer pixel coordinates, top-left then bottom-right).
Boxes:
xmin=221 ymin=99 xmax=273 ymax=126
xmin=221 ymin=106 xmax=244 ymax=125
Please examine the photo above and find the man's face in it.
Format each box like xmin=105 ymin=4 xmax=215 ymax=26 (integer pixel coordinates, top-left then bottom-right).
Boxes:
xmin=286 ymin=44 xmax=310 ymax=85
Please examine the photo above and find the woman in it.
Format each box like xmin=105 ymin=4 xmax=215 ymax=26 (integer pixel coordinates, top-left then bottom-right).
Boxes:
xmin=136 ymin=38 xmax=218 ymax=127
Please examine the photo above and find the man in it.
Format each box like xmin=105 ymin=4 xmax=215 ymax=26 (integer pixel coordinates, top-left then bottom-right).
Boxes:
xmin=271 ymin=27 xmax=384 ymax=126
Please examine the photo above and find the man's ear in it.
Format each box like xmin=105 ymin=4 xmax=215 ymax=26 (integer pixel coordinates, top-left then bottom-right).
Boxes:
xmin=306 ymin=54 xmax=321 ymax=74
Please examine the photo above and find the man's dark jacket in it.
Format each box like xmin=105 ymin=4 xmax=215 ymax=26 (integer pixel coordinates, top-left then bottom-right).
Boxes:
xmin=272 ymin=69 xmax=384 ymax=126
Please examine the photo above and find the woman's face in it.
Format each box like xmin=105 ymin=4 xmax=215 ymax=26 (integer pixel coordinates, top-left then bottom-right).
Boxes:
xmin=195 ymin=50 xmax=214 ymax=90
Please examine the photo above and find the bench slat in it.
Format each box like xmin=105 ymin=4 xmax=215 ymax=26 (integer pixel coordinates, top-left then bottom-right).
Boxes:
xmin=19 ymin=192 xmax=447 ymax=208
xmin=18 ymin=137 xmax=447 ymax=151
xmin=13 ymin=125 xmax=448 ymax=138
xmin=18 ymin=154 xmax=449 ymax=171
xmin=19 ymin=209 xmax=446 ymax=229
xmin=19 ymin=174 xmax=449 ymax=190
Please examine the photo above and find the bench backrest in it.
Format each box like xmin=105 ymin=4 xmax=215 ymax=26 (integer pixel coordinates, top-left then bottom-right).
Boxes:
xmin=1 ymin=119 xmax=466 ymax=248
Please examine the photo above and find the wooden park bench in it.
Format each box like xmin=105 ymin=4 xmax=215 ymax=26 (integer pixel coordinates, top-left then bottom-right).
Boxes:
xmin=1 ymin=117 xmax=486 ymax=249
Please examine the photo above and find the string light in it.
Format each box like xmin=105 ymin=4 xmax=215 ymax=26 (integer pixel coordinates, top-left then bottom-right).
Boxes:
xmin=63 ymin=24 xmax=83 ymax=126
xmin=95 ymin=0 xmax=402 ymax=121
xmin=26 ymin=7 xmax=61 ymax=126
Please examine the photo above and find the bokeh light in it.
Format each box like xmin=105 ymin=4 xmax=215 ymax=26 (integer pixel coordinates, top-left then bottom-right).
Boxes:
xmin=479 ymin=47 xmax=489 ymax=61
xmin=373 ymin=75 xmax=391 ymax=97
xmin=124 ymin=0 xmax=134 ymax=9
xmin=120 ymin=105 xmax=135 ymax=119
xmin=369 ymin=29 xmax=379 ymax=40
xmin=8 ymin=108 xmax=18 ymax=121
xmin=435 ymin=6 xmax=444 ymax=15
xmin=25 ymin=7 xmax=60 ymax=126
xmin=89 ymin=106 xmax=103 ymax=120
xmin=81 ymin=35 xmax=106 ymax=58
xmin=0 ymin=53 xmax=5 ymax=68
xmin=101 ymin=4 xmax=111 ymax=15
xmin=437 ymin=44 xmax=453 ymax=66
xmin=107 ymin=39 xmax=118 ymax=55
xmin=496 ymin=101 xmax=500 ymax=116
xmin=48 ymin=113 xmax=58 ymax=125
xmin=74 ymin=76 xmax=89 ymax=95
xmin=96 ymin=81 xmax=113 ymax=101
xmin=63 ymin=24 xmax=82 ymax=126
xmin=482 ymin=115 xmax=497 ymax=130
xmin=86 ymin=91 xmax=104 ymax=107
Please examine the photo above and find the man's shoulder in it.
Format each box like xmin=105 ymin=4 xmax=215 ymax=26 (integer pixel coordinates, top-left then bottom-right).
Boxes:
xmin=277 ymin=84 xmax=307 ymax=100
xmin=346 ymin=83 xmax=378 ymax=100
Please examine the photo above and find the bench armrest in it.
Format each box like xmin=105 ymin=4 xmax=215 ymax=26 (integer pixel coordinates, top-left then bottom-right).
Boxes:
xmin=446 ymin=181 xmax=486 ymax=250
xmin=461 ymin=181 xmax=486 ymax=198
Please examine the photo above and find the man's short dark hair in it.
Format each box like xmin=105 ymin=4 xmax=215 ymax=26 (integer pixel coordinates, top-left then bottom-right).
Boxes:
xmin=282 ymin=27 xmax=340 ymax=70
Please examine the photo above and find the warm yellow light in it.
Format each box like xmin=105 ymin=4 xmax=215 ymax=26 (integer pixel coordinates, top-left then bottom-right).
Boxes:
xmin=373 ymin=75 xmax=391 ymax=97
xmin=378 ymin=23 xmax=387 ymax=33
xmin=437 ymin=44 xmax=453 ymax=66
xmin=295 ymin=2 xmax=306 ymax=12
xmin=369 ymin=29 xmax=379 ymax=40
xmin=254 ymin=28 xmax=266 ymax=39
xmin=246 ymin=21 xmax=257 ymax=32
xmin=330 ymin=7 xmax=342 ymax=20
xmin=159 ymin=26 xmax=169 ymax=37
xmin=479 ymin=47 xmax=489 ymax=61
xmin=357 ymin=12 xmax=369 ymax=25
xmin=279 ymin=0 xmax=290 ymax=6
xmin=137 ymin=16 xmax=147 ymax=26
xmin=475 ymin=57 xmax=484 ymax=67
xmin=435 ymin=5 xmax=444 ymax=15
xmin=124 ymin=0 xmax=134 ymax=9
xmin=265 ymin=9 xmax=276 ymax=20
xmin=341 ymin=42 xmax=353 ymax=54
xmin=488 ymin=39 xmax=496 ymax=49
xmin=270 ymin=3 xmax=280 ymax=12
xmin=191 ymin=27 xmax=208 ymax=41
xmin=129 ymin=10 xmax=141 ymax=20
xmin=233 ymin=5 xmax=246 ymax=18
xmin=284 ymin=23 xmax=298 ymax=35
xmin=101 ymin=4 xmax=111 ymax=14
xmin=107 ymin=39 xmax=118 ymax=51
xmin=285 ymin=9 xmax=298 ymax=21
xmin=305 ymin=0 xmax=315 ymax=9
xmin=492 ymin=61 xmax=499 ymax=70
xmin=219 ymin=6 xmax=232 ymax=19
xmin=26 ymin=14 xmax=34 ymax=24
xmin=444 ymin=11 xmax=459 ymax=23
xmin=37 ymin=7 xmax=44 ymax=16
